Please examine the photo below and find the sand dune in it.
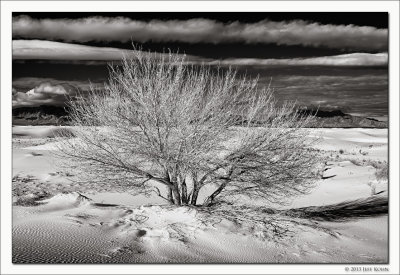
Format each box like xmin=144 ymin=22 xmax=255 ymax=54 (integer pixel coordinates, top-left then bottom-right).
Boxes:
xmin=12 ymin=126 xmax=388 ymax=263
xmin=12 ymin=192 xmax=388 ymax=263
xmin=12 ymin=126 xmax=73 ymax=138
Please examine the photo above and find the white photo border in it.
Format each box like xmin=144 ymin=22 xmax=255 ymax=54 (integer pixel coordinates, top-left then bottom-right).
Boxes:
xmin=1 ymin=1 xmax=399 ymax=274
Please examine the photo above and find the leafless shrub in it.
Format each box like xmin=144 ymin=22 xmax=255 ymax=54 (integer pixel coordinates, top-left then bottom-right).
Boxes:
xmin=56 ymin=49 xmax=323 ymax=208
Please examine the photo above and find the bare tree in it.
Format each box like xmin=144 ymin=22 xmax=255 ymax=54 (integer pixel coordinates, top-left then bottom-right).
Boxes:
xmin=56 ymin=49 xmax=322 ymax=207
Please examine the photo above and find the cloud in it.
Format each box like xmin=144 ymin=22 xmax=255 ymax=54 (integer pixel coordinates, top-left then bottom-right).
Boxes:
xmin=13 ymin=40 xmax=132 ymax=60
xmin=12 ymin=82 xmax=76 ymax=107
xmin=13 ymin=16 xmax=387 ymax=51
xmin=12 ymin=77 xmax=108 ymax=107
xmin=12 ymin=77 xmax=101 ymax=92
xmin=198 ymin=53 xmax=388 ymax=67
xmin=33 ymin=82 xmax=69 ymax=95
xmin=13 ymin=40 xmax=387 ymax=67
xmin=12 ymin=40 xmax=197 ymax=61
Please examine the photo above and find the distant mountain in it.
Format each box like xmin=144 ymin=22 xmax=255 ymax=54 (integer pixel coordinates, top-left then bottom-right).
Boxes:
xmin=299 ymin=109 xmax=388 ymax=128
xmin=12 ymin=105 xmax=387 ymax=128
xmin=12 ymin=105 xmax=70 ymax=126
xmin=298 ymin=109 xmax=348 ymax=118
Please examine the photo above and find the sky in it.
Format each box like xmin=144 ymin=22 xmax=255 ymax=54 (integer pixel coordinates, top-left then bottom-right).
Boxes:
xmin=12 ymin=12 xmax=388 ymax=118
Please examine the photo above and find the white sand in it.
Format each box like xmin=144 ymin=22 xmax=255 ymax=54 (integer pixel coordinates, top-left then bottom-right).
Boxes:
xmin=12 ymin=126 xmax=388 ymax=263
xmin=12 ymin=126 xmax=72 ymax=138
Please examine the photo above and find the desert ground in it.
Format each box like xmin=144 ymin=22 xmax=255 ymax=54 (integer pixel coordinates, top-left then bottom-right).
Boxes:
xmin=12 ymin=126 xmax=388 ymax=263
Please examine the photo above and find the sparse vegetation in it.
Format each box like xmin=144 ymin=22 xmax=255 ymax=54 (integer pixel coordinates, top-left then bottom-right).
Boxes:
xmin=347 ymin=158 xmax=387 ymax=173
xmin=368 ymin=182 xmax=377 ymax=196
xmin=374 ymin=162 xmax=388 ymax=181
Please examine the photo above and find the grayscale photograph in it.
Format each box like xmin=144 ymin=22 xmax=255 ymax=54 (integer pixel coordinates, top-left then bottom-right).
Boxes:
xmin=10 ymin=11 xmax=389 ymax=265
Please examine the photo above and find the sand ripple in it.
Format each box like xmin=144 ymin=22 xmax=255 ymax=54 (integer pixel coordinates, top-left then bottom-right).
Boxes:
xmin=13 ymin=218 xmax=116 ymax=263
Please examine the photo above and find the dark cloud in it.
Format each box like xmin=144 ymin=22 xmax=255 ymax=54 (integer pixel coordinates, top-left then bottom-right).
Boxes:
xmin=13 ymin=16 xmax=387 ymax=51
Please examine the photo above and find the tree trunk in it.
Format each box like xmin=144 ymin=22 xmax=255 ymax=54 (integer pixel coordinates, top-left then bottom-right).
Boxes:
xmin=163 ymin=170 xmax=175 ymax=204
xmin=191 ymin=187 xmax=200 ymax=206
xmin=204 ymin=180 xmax=228 ymax=206
xmin=172 ymin=184 xmax=181 ymax=205
xmin=167 ymin=187 xmax=174 ymax=204
xmin=190 ymin=173 xmax=200 ymax=206
xmin=204 ymin=168 xmax=233 ymax=206
xmin=181 ymin=180 xmax=188 ymax=204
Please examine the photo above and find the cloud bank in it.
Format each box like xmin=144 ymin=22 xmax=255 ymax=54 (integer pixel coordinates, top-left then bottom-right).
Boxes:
xmin=13 ymin=16 xmax=387 ymax=51
xmin=199 ymin=53 xmax=388 ymax=67
xmin=13 ymin=40 xmax=387 ymax=67
xmin=13 ymin=40 xmax=131 ymax=60
xmin=12 ymin=40 xmax=199 ymax=62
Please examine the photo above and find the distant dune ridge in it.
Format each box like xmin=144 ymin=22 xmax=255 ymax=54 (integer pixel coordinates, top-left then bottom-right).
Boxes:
xmin=12 ymin=105 xmax=388 ymax=128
